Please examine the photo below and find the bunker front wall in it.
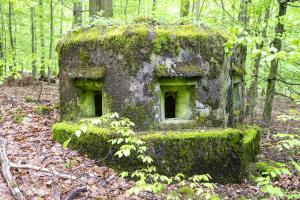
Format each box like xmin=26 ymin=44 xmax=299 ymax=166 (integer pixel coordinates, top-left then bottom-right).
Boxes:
xmin=58 ymin=24 xmax=245 ymax=130
xmin=52 ymin=123 xmax=260 ymax=183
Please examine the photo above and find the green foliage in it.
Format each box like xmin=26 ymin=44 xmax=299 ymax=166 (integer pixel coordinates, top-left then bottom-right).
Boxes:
xmin=13 ymin=109 xmax=26 ymax=124
xmin=25 ymin=96 xmax=35 ymax=103
xmin=255 ymin=99 xmax=300 ymax=199
xmin=34 ymin=105 xmax=51 ymax=115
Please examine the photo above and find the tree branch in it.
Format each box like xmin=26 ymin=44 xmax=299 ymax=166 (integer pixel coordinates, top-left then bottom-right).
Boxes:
xmin=0 ymin=137 xmax=78 ymax=200
xmin=0 ymin=139 xmax=25 ymax=200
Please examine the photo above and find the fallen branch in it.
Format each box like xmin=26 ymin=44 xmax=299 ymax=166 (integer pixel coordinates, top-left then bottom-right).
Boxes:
xmin=9 ymin=163 xmax=77 ymax=180
xmin=0 ymin=137 xmax=77 ymax=200
xmin=64 ymin=186 xmax=87 ymax=200
xmin=0 ymin=139 xmax=25 ymax=200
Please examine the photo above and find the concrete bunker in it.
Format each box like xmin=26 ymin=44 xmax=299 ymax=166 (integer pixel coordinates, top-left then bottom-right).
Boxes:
xmin=57 ymin=23 xmax=247 ymax=130
xmin=54 ymin=22 xmax=258 ymax=183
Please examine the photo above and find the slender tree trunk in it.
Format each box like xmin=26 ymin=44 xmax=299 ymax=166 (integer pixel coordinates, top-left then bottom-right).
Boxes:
xmin=238 ymin=0 xmax=251 ymax=29
xmin=8 ymin=2 xmax=15 ymax=70
xmin=195 ymin=0 xmax=201 ymax=21
xmin=246 ymin=5 xmax=271 ymax=118
xmin=124 ymin=0 xmax=129 ymax=15
xmin=60 ymin=0 xmax=63 ymax=37
xmin=3 ymin=14 xmax=6 ymax=73
xmin=138 ymin=0 xmax=141 ymax=15
xmin=262 ymin=1 xmax=287 ymax=127
xmin=180 ymin=0 xmax=190 ymax=17
xmin=31 ymin=6 xmax=37 ymax=78
xmin=152 ymin=0 xmax=156 ymax=14
xmin=0 ymin=5 xmax=3 ymax=76
xmin=39 ymin=0 xmax=46 ymax=78
xmin=73 ymin=1 xmax=83 ymax=27
xmin=89 ymin=0 xmax=113 ymax=21
xmin=48 ymin=0 xmax=54 ymax=84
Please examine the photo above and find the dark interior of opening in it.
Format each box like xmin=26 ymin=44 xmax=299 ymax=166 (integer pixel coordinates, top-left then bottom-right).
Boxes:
xmin=94 ymin=92 xmax=102 ymax=116
xmin=165 ymin=92 xmax=176 ymax=118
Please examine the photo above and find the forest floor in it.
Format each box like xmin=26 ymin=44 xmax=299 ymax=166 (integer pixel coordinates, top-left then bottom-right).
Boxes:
xmin=0 ymin=81 xmax=299 ymax=200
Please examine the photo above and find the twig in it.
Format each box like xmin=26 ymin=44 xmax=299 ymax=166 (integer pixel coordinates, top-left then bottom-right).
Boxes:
xmin=64 ymin=186 xmax=87 ymax=200
xmin=0 ymin=139 xmax=25 ymax=200
xmin=9 ymin=163 xmax=77 ymax=180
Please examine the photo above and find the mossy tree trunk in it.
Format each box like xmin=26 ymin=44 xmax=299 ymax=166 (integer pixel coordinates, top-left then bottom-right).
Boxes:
xmin=227 ymin=0 xmax=251 ymax=126
xmin=73 ymin=1 xmax=82 ymax=26
xmin=262 ymin=1 xmax=287 ymax=127
xmin=39 ymin=0 xmax=46 ymax=78
xmin=89 ymin=0 xmax=113 ymax=21
xmin=246 ymin=4 xmax=271 ymax=119
xmin=30 ymin=6 xmax=37 ymax=78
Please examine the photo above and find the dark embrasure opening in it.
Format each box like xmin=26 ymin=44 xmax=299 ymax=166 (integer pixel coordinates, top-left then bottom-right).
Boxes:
xmin=94 ymin=92 xmax=102 ymax=116
xmin=165 ymin=92 xmax=176 ymax=118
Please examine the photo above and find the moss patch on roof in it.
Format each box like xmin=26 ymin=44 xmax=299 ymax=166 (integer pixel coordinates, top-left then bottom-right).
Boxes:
xmin=57 ymin=24 xmax=226 ymax=52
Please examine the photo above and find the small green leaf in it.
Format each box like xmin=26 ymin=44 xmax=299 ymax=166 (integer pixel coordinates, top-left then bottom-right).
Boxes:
xmin=63 ymin=137 xmax=72 ymax=148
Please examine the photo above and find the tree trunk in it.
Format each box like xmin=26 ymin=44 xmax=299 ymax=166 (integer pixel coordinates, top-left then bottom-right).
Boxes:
xmin=246 ymin=5 xmax=271 ymax=118
xmin=48 ymin=0 xmax=54 ymax=84
xmin=8 ymin=2 xmax=15 ymax=70
xmin=180 ymin=0 xmax=190 ymax=17
xmin=73 ymin=1 xmax=83 ymax=26
xmin=195 ymin=0 xmax=201 ymax=21
xmin=262 ymin=1 xmax=287 ymax=127
xmin=238 ymin=0 xmax=251 ymax=29
xmin=31 ymin=6 xmax=37 ymax=78
xmin=138 ymin=0 xmax=141 ymax=14
xmin=60 ymin=0 xmax=63 ymax=37
xmin=0 ymin=5 xmax=3 ymax=76
xmin=227 ymin=0 xmax=251 ymax=126
xmin=89 ymin=0 xmax=113 ymax=21
xmin=152 ymin=0 xmax=157 ymax=13
xmin=124 ymin=0 xmax=129 ymax=15
xmin=39 ymin=0 xmax=46 ymax=78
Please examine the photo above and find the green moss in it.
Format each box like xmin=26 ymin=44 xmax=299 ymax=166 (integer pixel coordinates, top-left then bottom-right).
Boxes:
xmin=14 ymin=111 xmax=26 ymax=124
xmin=71 ymin=66 xmax=106 ymax=80
xmin=25 ymin=96 xmax=35 ymax=103
xmin=79 ymin=50 xmax=90 ymax=65
xmin=34 ymin=105 xmax=51 ymax=115
xmin=178 ymin=186 xmax=195 ymax=198
xmin=197 ymin=113 xmax=207 ymax=124
xmin=75 ymin=79 xmax=103 ymax=90
xmin=255 ymin=160 xmax=286 ymax=175
xmin=121 ymin=104 xmax=149 ymax=130
xmin=232 ymin=63 xmax=246 ymax=75
xmin=58 ymin=24 xmax=225 ymax=69
xmin=52 ymin=122 xmax=260 ymax=183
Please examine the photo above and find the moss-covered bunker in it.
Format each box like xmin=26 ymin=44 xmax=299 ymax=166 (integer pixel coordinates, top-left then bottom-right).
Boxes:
xmin=58 ymin=23 xmax=246 ymax=130
xmin=55 ymin=22 xmax=255 ymax=183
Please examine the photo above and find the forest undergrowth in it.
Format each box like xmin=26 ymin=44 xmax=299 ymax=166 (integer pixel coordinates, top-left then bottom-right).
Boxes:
xmin=0 ymin=81 xmax=299 ymax=199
